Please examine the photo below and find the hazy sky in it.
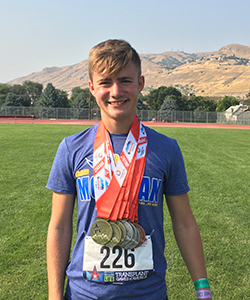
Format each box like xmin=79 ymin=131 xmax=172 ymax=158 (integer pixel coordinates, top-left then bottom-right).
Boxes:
xmin=1 ymin=0 xmax=250 ymax=83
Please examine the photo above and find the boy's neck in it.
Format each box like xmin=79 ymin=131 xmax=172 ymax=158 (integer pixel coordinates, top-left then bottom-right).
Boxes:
xmin=101 ymin=114 xmax=135 ymax=134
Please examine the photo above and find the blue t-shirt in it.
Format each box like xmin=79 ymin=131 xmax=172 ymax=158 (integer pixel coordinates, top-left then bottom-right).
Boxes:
xmin=47 ymin=124 xmax=189 ymax=300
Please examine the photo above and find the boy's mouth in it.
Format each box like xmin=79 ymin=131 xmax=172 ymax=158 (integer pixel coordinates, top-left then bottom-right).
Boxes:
xmin=108 ymin=100 xmax=128 ymax=106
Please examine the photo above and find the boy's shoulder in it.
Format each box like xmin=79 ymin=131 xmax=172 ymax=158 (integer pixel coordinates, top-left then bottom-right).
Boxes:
xmin=64 ymin=123 xmax=99 ymax=144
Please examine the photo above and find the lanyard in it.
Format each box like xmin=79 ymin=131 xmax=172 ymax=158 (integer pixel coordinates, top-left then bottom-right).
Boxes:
xmin=93 ymin=116 xmax=147 ymax=222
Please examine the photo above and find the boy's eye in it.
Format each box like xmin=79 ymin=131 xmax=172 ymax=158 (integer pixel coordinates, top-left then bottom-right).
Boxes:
xmin=119 ymin=79 xmax=133 ymax=86
xmin=99 ymin=81 xmax=111 ymax=86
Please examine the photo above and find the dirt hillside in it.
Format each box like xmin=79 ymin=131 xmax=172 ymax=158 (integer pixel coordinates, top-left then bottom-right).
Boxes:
xmin=8 ymin=43 xmax=250 ymax=98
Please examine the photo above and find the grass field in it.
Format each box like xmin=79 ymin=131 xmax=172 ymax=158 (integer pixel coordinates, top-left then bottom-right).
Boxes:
xmin=0 ymin=123 xmax=249 ymax=299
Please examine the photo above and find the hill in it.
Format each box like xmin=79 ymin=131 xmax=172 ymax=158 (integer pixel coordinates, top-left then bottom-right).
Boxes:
xmin=8 ymin=44 xmax=250 ymax=98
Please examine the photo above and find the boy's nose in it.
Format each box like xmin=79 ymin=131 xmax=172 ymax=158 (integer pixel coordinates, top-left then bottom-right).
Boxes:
xmin=110 ymin=82 xmax=123 ymax=98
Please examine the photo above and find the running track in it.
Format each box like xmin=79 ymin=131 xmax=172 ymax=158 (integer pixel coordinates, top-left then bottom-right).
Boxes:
xmin=1 ymin=117 xmax=250 ymax=129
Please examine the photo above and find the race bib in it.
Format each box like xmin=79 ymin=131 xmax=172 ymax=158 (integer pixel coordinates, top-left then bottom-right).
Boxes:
xmin=82 ymin=235 xmax=154 ymax=283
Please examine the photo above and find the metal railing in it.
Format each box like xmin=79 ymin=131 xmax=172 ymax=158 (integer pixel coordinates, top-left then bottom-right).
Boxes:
xmin=1 ymin=106 xmax=250 ymax=125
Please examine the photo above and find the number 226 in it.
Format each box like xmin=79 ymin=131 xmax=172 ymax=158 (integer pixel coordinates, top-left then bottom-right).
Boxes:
xmin=100 ymin=245 xmax=135 ymax=269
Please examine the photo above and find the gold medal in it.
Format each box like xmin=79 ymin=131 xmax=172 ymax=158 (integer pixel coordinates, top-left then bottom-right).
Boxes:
xmin=90 ymin=219 xmax=113 ymax=245
xmin=105 ymin=221 xmax=122 ymax=248
xmin=116 ymin=220 xmax=127 ymax=244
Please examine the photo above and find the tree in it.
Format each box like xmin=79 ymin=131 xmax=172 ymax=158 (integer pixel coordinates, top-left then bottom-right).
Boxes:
xmin=146 ymin=86 xmax=182 ymax=110
xmin=136 ymin=93 xmax=148 ymax=110
xmin=204 ymin=98 xmax=217 ymax=111
xmin=39 ymin=83 xmax=60 ymax=107
xmin=72 ymin=94 xmax=89 ymax=109
xmin=216 ymin=96 xmax=239 ymax=112
xmin=244 ymin=92 xmax=250 ymax=106
xmin=1 ymin=82 xmax=42 ymax=107
xmin=70 ymin=87 xmax=96 ymax=108
xmin=56 ymin=89 xmax=70 ymax=108
xmin=187 ymin=96 xmax=217 ymax=111
xmin=4 ymin=92 xmax=21 ymax=106
xmin=0 ymin=83 xmax=11 ymax=106
xmin=160 ymin=96 xmax=179 ymax=122
xmin=22 ymin=81 xmax=43 ymax=105
xmin=10 ymin=84 xmax=30 ymax=106
xmin=175 ymin=95 xmax=190 ymax=111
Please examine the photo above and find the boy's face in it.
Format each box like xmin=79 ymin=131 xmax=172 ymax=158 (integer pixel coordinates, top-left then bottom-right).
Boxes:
xmin=89 ymin=61 xmax=144 ymax=131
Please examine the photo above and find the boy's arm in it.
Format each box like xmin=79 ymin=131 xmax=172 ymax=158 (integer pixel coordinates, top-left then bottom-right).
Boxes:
xmin=166 ymin=193 xmax=211 ymax=298
xmin=47 ymin=192 xmax=75 ymax=300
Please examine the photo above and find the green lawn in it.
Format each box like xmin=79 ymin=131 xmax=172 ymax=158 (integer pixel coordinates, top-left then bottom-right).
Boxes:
xmin=0 ymin=124 xmax=249 ymax=299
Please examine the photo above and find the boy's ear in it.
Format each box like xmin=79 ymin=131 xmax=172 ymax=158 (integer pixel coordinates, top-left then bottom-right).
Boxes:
xmin=88 ymin=80 xmax=95 ymax=96
xmin=138 ymin=76 xmax=145 ymax=94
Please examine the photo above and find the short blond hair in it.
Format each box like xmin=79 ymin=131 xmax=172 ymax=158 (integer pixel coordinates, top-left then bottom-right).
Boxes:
xmin=88 ymin=39 xmax=141 ymax=81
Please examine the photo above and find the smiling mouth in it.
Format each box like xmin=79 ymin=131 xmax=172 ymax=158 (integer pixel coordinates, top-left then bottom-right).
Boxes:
xmin=108 ymin=100 xmax=128 ymax=105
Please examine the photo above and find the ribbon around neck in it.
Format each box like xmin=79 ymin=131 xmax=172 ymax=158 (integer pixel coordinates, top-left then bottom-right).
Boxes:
xmin=93 ymin=115 xmax=147 ymax=222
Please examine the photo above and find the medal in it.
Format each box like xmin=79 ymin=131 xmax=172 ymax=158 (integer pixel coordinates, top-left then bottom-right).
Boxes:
xmin=129 ymin=222 xmax=141 ymax=249
xmin=119 ymin=220 xmax=134 ymax=249
xmin=119 ymin=220 xmax=140 ymax=250
xmin=105 ymin=221 xmax=122 ymax=248
xmin=116 ymin=220 xmax=127 ymax=244
xmin=133 ymin=223 xmax=146 ymax=248
xmin=90 ymin=219 xmax=113 ymax=245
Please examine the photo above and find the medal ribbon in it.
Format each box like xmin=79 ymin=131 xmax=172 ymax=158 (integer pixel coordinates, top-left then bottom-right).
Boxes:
xmin=93 ymin=115 xmax=147 ymax=222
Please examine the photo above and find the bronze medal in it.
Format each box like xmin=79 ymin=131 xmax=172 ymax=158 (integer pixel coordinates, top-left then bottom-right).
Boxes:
xmin=133 ymin=223 xmax=146 ymax=248
xmin=90 ymin=219 xmax=113 ymax=245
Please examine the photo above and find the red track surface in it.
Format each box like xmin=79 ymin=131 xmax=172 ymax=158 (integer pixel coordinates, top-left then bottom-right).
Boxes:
xmin=1 ymin=117 xmax=250 ymax=129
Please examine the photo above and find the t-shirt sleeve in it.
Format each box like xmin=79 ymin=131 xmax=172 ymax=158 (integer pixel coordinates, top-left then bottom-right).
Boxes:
xmin=46 ymin=138 xmax=76 ymax=194
xmin=163 ymin=140 xmax=190 ymax=196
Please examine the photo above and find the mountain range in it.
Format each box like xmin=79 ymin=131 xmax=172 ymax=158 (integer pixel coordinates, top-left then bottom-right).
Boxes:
xmin=8 ymin=44 xmax=250 ymax=99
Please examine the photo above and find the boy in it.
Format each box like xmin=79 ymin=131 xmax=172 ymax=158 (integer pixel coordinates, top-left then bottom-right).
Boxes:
xmin=47 ymin=39 xmax=211 ymax=299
